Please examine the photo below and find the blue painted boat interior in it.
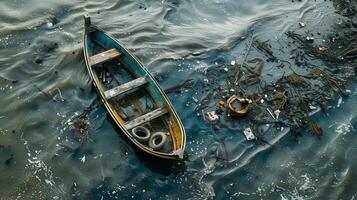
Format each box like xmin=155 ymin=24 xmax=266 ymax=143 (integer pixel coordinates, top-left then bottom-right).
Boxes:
xmin=87 ymin=29 xmax=168 ymax=108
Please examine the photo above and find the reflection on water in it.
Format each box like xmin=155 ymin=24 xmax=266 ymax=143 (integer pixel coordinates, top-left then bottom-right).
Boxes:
xmin=0 ymin=0 xmax=356 ymax=199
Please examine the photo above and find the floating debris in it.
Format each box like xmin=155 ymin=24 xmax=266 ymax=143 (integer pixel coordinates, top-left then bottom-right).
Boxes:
xmin=192 ymin=51 xmax=201 ymax=56
xmin=309 ymin=105 xmax=318 ymax=110
xmin=80 ymin=155 xmax=86 ymax=163
xmin=52 ymin=88 xmax=65 ymax=102
xmin=226 ymin=95 xmax=251 ymax=117
xmin=274 ymin=110 xmax=281 ymax=120
xmin=286 ymin=73 xmax=305 ymax=85
xmin=318 ymin=46 xmax=329 ymax=53
xmin=306 ymin=36 xmax=315 ymax=42
xmin=47 ymin=21 xmax=53 ymax=28
xmin=299 ymin=22 xmax=306 ymax=28
xmin=309 ymin=120 xmax=323 ymax=138
xmin=255 ymin=39 xmax=276 ymax=60
xmin=205 ymin=111 xmax=219 ymax=123
xmin=71 ymin=118 xmax=90 ymax=135
xmin=191 ymin=9 xmax=354 ymax=142
xmin=267 ymin=108 xmax=276 ymax=120
xmin=271 ymin=90 xmax=289 ymax=110
xmin=337 ymin=97 xmax=343 ymax=107
xmin=243 ymin=128 xmax=256 ymax=140
xmin=219 ymin=100 xmax=225 ymax=107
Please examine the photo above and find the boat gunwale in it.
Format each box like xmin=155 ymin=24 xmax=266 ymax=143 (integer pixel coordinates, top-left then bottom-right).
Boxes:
xmin=83 ymin=24 xmax=186 ymax=159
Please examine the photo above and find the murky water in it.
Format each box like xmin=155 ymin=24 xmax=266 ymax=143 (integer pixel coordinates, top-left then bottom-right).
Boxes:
xmin=0 ymin=0 xmax=356 ymax=199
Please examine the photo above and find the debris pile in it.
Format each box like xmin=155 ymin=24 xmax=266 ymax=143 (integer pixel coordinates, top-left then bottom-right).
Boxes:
xmin=192 ymin=12 xmax=356 ymax=140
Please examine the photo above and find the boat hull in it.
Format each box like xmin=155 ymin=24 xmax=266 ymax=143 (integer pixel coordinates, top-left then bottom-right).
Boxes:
xmin=83 ymin=22 xmax=186 ymax=160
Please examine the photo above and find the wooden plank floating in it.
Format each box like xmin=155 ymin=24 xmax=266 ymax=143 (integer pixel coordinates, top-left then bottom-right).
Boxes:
xmin=125 ymin=107 xmax=168 ymax=130
xmin=104 ymin=77 xmax=147 ymax=99
xmin=90 ymin=48 xmax=121 ymax=66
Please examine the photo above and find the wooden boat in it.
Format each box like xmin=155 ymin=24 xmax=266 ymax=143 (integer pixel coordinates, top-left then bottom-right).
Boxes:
xmin=82 ymin=15 xmax=185 ymax=159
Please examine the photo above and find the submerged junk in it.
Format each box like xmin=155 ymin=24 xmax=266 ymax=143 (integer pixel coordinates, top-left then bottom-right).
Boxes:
xmin=82 ymin=15 xmax=186 ymax=159
xmin=226 ymin=95 xmax=251 ymax=117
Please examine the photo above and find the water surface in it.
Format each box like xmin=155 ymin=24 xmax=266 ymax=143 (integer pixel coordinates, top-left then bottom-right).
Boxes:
xmin=0 ymin=0 xmax=356 ymax=199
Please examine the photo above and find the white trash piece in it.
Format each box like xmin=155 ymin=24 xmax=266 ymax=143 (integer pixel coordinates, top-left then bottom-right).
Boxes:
xmin=299 ymin=22 xmax=306 ymax=28
xmin=243 ymin=128 xmax=256 ymax=140
xmin=274 ymin=110 xmax=281 ymax=120
xmin=337 ymin=97 xmax=343 ymax=108
xmin=206 ymin=111 xmax=219 ymax=122
xmin=80 ymin=155 xmax=86 ymax=163
xmin=309 ymin=105 xmax=317 ymax=110
xmin=267 ymin=108 xmax=275 ymax=120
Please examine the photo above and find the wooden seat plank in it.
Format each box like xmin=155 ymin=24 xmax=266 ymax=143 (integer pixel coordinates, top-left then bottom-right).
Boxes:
xmin=125 ymin=107 xmax=168 ymax=130
xmin=104 ymin=77 xmax=147 ymax=100
xmin=90 ymin=48 xmax=121 ymax=66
